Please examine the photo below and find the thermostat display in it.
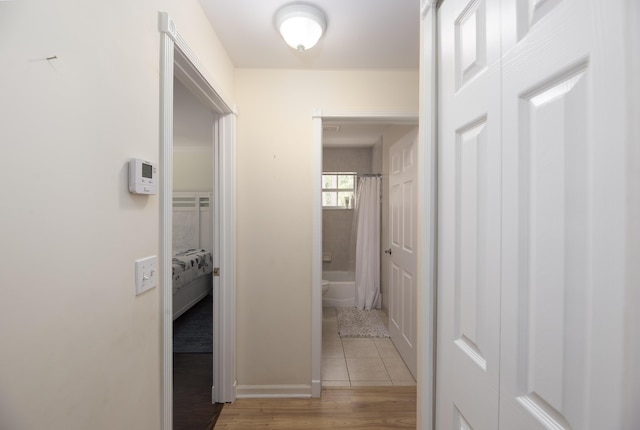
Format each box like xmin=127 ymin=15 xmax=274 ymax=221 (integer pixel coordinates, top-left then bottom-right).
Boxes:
xmin=142 ymin=163 xmax=153 ymax=178
xmin=129 ymin=158 xmax=158 ymax=195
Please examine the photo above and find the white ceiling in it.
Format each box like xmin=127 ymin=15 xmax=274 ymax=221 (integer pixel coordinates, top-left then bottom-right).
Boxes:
xmin=197 ymin=0 xmax=420 ymax=147
xmin=198 ymin=0 xmax=420 ymax=70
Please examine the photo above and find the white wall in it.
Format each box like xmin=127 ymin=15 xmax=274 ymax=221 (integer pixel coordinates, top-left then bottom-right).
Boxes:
xmin=0 ymin=1 xmax=234 ymax=428
xmin=234 ymin=69 xmax=418 ymax=391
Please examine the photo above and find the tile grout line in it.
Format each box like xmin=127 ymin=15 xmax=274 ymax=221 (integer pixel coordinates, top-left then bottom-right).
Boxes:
xmin=323 ymin=308 xmax=414 ymax=387
xmin=341 ymin=338 xmax=354 ymax=387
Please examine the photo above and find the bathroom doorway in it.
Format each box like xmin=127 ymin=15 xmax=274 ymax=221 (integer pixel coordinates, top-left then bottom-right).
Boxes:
xmin=313 ymin=113 xmax=418 ymax=390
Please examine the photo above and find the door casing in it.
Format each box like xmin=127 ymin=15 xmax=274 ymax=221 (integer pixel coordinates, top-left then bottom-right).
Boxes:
xmin=159 ymin=12 xmax=237 ymax=430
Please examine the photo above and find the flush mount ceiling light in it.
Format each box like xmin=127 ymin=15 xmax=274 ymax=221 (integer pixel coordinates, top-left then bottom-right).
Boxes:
xmin=275 ymin=3 xmax=326 ymax=52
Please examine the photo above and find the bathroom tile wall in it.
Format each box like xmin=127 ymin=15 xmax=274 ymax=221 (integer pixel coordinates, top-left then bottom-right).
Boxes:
xmin=322 ymin=147 xmax=373 ymax=272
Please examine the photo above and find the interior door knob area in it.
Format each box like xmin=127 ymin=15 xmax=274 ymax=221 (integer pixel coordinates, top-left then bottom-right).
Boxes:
xmin=384 ymin=249 xmax=392 ymax=255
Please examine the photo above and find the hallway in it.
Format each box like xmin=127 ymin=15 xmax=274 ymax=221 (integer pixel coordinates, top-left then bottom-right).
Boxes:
xmin=215 ymin=386 xmax=416 ymax=429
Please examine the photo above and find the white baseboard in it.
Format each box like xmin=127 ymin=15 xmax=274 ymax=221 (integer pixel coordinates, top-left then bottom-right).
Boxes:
xmin=236 ymin=384 xmax=312 ymax=398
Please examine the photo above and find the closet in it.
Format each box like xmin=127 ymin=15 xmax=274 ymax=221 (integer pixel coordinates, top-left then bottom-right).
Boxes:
xmin=435 ymin=0 xmax=629 ymax=428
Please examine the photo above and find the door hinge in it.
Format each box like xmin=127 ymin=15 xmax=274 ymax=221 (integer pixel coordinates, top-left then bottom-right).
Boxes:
xmin=213 ymin=267 xmax=220 ymax=276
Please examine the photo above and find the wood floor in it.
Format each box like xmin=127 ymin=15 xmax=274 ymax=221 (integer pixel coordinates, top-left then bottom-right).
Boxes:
xmin=174 ymin=354 xmax=416 ymax=429
xmin=173 ymin=306 xmax=415 ymax=429
xmin=173 ymin=353 xmax=223 ymax=430
xmin=214 ymin=386 xmax=416 ymax=429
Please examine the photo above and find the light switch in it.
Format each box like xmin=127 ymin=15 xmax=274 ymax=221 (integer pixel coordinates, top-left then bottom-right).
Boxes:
xmin=135 ymin=255 xmax=157 ymax=295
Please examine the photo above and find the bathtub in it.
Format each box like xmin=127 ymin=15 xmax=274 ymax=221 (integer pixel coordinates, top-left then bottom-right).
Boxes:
xmin=322 ymin=271 xmax=355 ymax=308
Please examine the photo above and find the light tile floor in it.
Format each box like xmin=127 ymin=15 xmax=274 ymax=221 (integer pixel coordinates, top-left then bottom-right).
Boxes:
xmin=322 ymin=307 xmax=416 ymax=387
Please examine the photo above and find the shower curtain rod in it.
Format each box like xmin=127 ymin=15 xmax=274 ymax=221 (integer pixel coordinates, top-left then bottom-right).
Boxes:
xmin=358 ymin=173 xmax=382 ymax=177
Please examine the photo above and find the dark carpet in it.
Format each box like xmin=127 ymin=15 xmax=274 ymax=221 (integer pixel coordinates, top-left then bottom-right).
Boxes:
xmin=173 ymin=294 xmax=213 ymax=353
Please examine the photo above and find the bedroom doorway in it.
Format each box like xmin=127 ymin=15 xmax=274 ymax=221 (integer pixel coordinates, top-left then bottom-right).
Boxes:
xmin=171 ymin=77 xmax=217 ymax=427
xmin=159 ymin=12 xmax=237 ymax=430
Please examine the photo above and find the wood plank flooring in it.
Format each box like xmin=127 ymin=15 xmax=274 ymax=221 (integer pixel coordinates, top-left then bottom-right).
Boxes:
xmin=214 ymin=386 xmax=416 ymax=429
xmin=173 ymin=353 xmax=223 ymax=430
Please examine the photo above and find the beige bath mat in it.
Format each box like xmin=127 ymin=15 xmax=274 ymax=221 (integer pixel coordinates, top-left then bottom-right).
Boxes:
xmin=336 ymin=308 xmax=390 ymax=338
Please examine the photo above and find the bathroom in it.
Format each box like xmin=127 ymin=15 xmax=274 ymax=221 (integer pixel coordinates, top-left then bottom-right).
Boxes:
xmin=321 ymin=121 xmax=417 ymax=387
xmin=321 ymin=142 xmax=376 ymax=307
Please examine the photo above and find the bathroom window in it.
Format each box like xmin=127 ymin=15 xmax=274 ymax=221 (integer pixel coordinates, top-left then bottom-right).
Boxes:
xmin=322 ymin=172 xmax=356 ymax=209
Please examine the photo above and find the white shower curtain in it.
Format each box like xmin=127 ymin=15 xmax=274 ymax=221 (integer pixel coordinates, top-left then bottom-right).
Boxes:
xmin=354 ymin=176 xmax=381 ymax=310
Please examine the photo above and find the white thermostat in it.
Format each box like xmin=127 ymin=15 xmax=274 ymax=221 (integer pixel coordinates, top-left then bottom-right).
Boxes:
xmin=129 ymin=158 xmax=158 ymax=195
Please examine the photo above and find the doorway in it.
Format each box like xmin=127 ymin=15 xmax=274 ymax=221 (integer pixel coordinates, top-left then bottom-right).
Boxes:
xmin=312 ymin=112 xmax=418 ymax=394
xmin=159 ymin=12 xmax=237 ymax=430
xmin=171 ymin=77 xmax=217 ymax=427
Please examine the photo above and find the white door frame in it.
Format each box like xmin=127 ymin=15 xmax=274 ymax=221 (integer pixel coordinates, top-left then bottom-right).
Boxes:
xmin=417 ymin=2 xmax=438 ymax=430
xmin=311 ymin=109 xmax=419 ymax=400
xmin=159 ymin=12 xmax=237 ymax=430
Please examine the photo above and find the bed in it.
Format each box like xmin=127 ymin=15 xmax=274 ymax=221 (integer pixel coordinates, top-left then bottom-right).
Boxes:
xmin=172 ymin=192 xmax=214 ymax=320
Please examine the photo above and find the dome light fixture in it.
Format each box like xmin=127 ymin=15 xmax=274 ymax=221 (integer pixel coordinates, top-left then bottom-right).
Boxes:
xmin=275 ymin=3 xmax=326 ymax=52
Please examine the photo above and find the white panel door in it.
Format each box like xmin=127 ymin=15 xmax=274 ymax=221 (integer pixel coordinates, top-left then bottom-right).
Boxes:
xmin=437 ymin=0 xmax=629 ymax=429
xmin=436 ymin=0 xmax=502 ymax=428
xmin=389 ymin=129 xmax=418 ymax=378
xmin=499 ymin=0 xmax=628 ymax=428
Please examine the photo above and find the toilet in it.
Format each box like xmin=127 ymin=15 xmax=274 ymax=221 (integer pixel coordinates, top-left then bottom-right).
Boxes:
xmin=322 ymin=279 xmax=330 ymax=296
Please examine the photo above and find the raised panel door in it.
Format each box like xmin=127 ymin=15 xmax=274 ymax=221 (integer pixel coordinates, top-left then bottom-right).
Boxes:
xmin=500 ymin=0 xmax=628 ymax=428
xmin=389 ymin=129 xmax=418 ymax=378
xmin=436 ymin=0 xmax=502 ymax=428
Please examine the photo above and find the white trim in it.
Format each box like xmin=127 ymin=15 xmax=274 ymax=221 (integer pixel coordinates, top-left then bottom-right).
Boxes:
xmin=236 ymin=385 xmax=313 ymax=399
xmin=311 ymin=112 xmax=323 ymax=398
xmin=318 ymin=110 xmax=418 ymax=123
xmin=417 ymin=4 xmax=438 ymax=430
xmin=160 ymin=14 xmax=234 ymax=114
xmin=158 ymin=12 xmax=237 ymax=430
xmin=420 ymin=0 xmax=437 ymax=18
xmin=159 ymin=22 xmax=174 ymax=430
xmin=215 ymin=111 xmax=237 ymax=404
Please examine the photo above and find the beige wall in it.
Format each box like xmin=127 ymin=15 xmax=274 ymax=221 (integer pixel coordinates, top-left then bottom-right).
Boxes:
xmin=234 ymin=69 xmax=418 ymax=389
xmin=0 ymin=1 xmax=234 ymax=428
xmin=0 ymin=0 xmax=418 ymax=419
xmin=173 ymin=79 xmax=214 ymax=192
xmin=173 ymin=150 xmax=214 ymax=192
